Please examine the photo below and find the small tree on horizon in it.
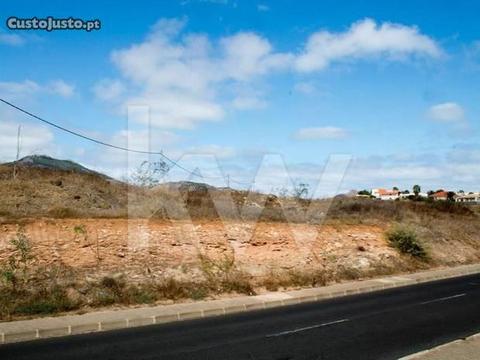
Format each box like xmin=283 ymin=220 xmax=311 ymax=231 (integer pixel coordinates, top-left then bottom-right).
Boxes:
xmin=447 ymin=191 xmax=456 ymax=202
xmin=292 ymin=182 xmax=310 ymax=200
xmin=413 ymin=184 xmax=421 ymax=197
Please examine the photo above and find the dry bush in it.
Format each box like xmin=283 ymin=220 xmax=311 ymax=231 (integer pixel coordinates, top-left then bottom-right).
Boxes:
xmin=0 ymin=232 xmax=82 ymax=319
xmin=259 ymin=268 xmax=328 ymax=291
xmin=198 ymin=253 xmax=255 ymax=295
xmin=326 ymin=197 xmax=475 ymax=224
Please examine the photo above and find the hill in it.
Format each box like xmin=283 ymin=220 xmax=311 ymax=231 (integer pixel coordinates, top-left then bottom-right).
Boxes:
xmin=0 ymin=157 xmax=127 ymax=218
xmin=7 ymin=155 xmax=108 ymax=177
xmin=0 ymin=155 xmax=478 ymax=223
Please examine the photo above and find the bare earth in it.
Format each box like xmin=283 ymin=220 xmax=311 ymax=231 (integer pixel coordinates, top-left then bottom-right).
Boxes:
xmin=0 ymin=218 xmax=466 ymax=283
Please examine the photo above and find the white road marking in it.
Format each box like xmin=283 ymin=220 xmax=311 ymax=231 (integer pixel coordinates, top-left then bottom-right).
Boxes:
xmin=420 ymin=293 xmax=466 ymax=305
xmin=266 ymin=318 xmax=349 ymax=338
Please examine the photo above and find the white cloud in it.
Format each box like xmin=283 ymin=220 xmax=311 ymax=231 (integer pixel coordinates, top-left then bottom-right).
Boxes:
xmin=0 ymin=32 xmax=24 ymax=46
xmin=114 ymin=129 xmax=180 ymax=147
xmin=294 ymin=126 xmax=349 ymax=140
xmin=0 ymin=79 xmax=75 ymax=99
xmin=92 ymin=128 xmax=181 ymax=175
xmin=110 ymin=19 xmax=223 ymax=129
xmin=360 ymin=165 xmax=442 ymax=181
xmin=257 ymin=4 xmax=270 ymax=11
xmin=0 ymin=121 xmax=54 ymax=162
xmin=220 ymin=32 xmax=293 ymax=81
xmin=48 ymin=80 xmax=75 ymax=98
xmin=126 ymin=91 xmax=224 ymax=129
xmin=295 ymin=18 xmax=441 ymax=72
xmin=232 ymin=96 xmax=267 ymax=110
xmin=85 ymin=127 xmax=238 ymax=180
xmin=187 ymin=144 xmax=236 ymax=159
xmin=98 ymin=17 xmax=442 ymax=131
xmin=92 ymin=79 xmax=126 ymax=102
xmin=428 ymin=102 xmax=465 ymax=123
xmin=333 ymin=145 xmax=480 ymax=193
xmin=106 ymin=18 xmax=293 ymax=129
xmin=294 ymin=81 xmax=316 ymax=95
xmin=0 ymin=80 xmax=41 ymax=98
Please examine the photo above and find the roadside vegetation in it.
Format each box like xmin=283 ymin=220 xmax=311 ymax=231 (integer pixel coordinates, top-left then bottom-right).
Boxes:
xmin=1 ymin=162 xmax=480 ymax=320
xmin=386 ymin=226 xmax=427 ymax=259
xmin=0 ymin=232 xmax=413 ymax=320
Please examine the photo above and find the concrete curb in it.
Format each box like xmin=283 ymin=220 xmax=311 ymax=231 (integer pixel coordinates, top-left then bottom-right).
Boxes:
xmin=400 ymin=333 xmax=480 ymax=359
xmin=1 ymin=263 xmax=480 ymax=345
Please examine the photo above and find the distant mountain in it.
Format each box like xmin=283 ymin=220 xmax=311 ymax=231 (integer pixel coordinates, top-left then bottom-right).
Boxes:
xmin=6 ymin=155 xmax=108 ymax=177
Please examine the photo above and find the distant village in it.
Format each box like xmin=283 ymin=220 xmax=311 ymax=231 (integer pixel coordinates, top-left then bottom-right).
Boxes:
xmin=357 ymin=186 xmax=480 ymax=204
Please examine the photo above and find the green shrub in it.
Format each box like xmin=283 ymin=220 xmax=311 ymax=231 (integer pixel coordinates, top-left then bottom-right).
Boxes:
xmin=387 ymin=226 xmax=426 ymax=259
xmin=13 ymin=286 xmax=78 ymax=315
xmin=1 ymin=230 xmax=34 ymax=291
xmin=128 ymin=286 xmax=156 ymax=304
xmin=188 ymin=286 xmax=209 ymax=300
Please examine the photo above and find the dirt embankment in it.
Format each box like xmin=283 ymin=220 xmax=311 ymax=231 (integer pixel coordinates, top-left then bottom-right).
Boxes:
xmin=2 ymin=217 xmax=479 ymax=285
xmin=0 ymin=219 xmax=396 ymax=280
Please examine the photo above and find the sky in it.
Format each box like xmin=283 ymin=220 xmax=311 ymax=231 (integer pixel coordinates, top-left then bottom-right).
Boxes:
xmin=0 ymin=0 xmax=479 ymax=196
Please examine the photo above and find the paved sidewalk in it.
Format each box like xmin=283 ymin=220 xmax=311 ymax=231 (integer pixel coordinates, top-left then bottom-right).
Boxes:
xmin=1 ymin=263 xmax=480 ymax=345
xmin=402 ymin=334 xmax=480 ymax=359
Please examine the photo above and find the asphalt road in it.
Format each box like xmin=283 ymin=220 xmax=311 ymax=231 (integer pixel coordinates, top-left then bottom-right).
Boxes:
xmin=2 ymin=273 xmax=480 ymax=360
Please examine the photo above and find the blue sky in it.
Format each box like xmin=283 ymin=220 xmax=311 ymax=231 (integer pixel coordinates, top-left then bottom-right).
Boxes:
xmin=1 ymin=0 xmax=480 ymax=195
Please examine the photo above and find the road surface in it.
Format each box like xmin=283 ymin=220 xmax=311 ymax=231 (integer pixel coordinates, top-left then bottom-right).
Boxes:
xmin=2 ymin=273 xmax=480 ymax=359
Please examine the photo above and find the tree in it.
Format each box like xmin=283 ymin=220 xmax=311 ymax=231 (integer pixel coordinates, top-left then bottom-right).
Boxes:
xmin=358 ymin=189 xmax=371 ymax=196
xmin=447 ymin=191 xmax=456 ymax=202
xmin=393 ymin=186 xmax=399 ymax=191
xmin=413 ymin=185 xmax=421 ymax=196
xmin=292 ymin=182 xmax=309 ymax=200
xmin=129 ymin=160 xmax=170 ymax=188
xmin=277 ymin=187 xmax=289 ymax=198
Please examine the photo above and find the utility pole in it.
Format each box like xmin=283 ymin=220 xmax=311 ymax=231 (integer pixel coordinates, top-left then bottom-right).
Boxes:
xmin=13 ymin=125 xmax=21 ymax=180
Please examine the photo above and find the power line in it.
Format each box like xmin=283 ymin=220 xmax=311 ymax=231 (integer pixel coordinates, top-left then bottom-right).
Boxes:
xmin=0 ymin=98 xmax=234 ymax=181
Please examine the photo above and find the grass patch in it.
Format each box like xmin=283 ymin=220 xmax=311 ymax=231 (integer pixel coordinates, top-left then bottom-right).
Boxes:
xmin=13 ymin=286 xmax=78 ymax=315
xmin=260 ymin=269 xmax=328 ymax=291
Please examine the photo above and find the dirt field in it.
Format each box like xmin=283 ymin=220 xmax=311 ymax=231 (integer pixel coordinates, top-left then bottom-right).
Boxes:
xmin=1 ymin=217 xmax=478 ymax=283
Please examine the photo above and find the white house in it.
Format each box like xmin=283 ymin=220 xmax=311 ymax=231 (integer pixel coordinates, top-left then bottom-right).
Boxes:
xmin=371 ymin=188 xmax=400 ymax=200
xmin=455 ymin=192 xmax=480 ymax=204
xmin=399 ymin=192 xmax=428 ymax=199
